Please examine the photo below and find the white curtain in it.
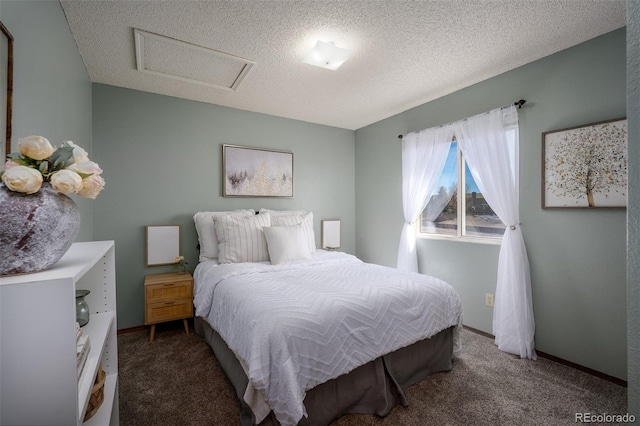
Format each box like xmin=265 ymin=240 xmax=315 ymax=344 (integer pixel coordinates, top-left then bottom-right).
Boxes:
xmin=421 ymin=184 xmax=456 ymax=234
xmin=423 ymin=184 xmax=455 ymax=222
xmin=397 ymin=126 xmax=454 ymax=272
xmin=453 ymin=105 xmax=536 ymax=359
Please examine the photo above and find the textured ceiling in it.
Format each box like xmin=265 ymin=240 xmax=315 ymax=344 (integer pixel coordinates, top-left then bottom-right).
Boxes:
xmin=60 ymin=0 xmax=626 ymax=130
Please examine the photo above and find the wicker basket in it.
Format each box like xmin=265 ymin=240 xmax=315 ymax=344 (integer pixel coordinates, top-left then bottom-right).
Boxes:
xmin=83 ymin=368 xmax=106 ymax=422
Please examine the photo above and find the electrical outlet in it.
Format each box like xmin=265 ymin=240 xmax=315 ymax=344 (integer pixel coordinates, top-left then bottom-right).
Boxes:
xmin=485 ymin=293 xmax=494 ymax=307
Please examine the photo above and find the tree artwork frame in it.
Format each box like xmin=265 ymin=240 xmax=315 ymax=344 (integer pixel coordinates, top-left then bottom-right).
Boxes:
xmin=222 ymin=144 xmax=294 ymax=197
xmin=542 ymin=117 xmax=627 ymax=209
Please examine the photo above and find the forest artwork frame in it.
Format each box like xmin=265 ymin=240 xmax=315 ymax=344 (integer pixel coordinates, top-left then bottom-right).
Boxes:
xmin=542 ymin=117 xmax=627 ymax=209
xmin=222 ymin=144 xmax=293 ymax=197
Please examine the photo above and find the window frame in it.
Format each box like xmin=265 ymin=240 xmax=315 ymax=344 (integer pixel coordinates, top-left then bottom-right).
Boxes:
xmin=416 ymin=142 xmax=504 ymax=246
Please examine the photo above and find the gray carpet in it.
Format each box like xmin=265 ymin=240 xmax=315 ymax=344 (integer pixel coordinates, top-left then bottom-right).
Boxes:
xmin=117 ymin=322 xmax=628 ymax=425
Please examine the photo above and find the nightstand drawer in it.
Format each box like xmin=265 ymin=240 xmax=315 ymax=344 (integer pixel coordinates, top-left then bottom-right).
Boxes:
xmin=145 ymin=299 xmax=193 ymax=324
xmin=145 ymin=281 xmax=192 ymax=302
xmin=144 ymin=272 xmax=194 ymax=341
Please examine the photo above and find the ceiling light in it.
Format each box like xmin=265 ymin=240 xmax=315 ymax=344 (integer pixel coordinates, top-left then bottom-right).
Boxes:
xmin=303 ymin=41 xmax=351 ymax=70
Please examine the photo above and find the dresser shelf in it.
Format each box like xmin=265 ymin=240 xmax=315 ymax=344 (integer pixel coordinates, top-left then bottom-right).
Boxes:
xmin=0 ymin=241 xmax=119 ymax=426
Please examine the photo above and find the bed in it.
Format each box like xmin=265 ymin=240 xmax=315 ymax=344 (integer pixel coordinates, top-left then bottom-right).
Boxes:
xmin=192 ymin=209 xmax=463 ymax=426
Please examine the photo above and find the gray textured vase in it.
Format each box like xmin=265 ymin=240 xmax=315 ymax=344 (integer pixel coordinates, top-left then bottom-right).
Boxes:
xmin=0 ymin=183 xmax=80 ymax=275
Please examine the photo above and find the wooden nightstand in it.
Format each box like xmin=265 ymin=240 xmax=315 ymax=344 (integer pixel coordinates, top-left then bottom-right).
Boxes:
xmin=144 ymin=272 xmax=194 ymax=342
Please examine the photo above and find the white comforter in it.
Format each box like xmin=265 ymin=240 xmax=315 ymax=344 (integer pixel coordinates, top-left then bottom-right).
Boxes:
xmin=194 ymin=250 xmax=462 ymax=426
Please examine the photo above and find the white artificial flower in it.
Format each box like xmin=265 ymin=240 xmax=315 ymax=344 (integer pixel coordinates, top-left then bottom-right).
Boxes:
xmin=3 ymin=160 xmax=19 ymax=170
xmin=18 ymin=136 xmax=54 ymax=161
xmin=67 ymin=160 xmax=103 ymax=176
xmin=50 ymin=170 xmax=83 ymax=194
xmin=65 ymin=141 xmax=90 ymax=164
xmin=77 ymin=174 xmax=105 ymax=199
xmin=1 ymin=165 xmax=43 ymax=194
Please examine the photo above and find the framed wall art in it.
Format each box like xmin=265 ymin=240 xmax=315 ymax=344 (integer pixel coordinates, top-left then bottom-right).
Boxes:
xmin=222 ymin=144 xmax=293 ymax=197
xmin=146 ymin=225 xmax=181 ymax=266
xmin=0 ymin=21 xmax=13 ymax=161
xmin=321 ymin=220 xmax=341 ymax=250
xmin=542 ymin=117 xmax=627 ymax=209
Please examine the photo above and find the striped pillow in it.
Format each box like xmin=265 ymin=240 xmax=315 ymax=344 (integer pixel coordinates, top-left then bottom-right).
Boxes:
xmin=270 ymin=211 xmax=316 ymax=254
xmin=193 ymin=209 xmax=255 ymax=262
xmin=214 ymin=213 xmax=271 ymax=263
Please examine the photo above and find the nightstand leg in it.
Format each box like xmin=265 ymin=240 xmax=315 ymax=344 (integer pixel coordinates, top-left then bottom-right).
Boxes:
xmin=183 ymin=319 xmax=190 ymax=335
xmin=149 ymin=325 xmax=156 ymax=343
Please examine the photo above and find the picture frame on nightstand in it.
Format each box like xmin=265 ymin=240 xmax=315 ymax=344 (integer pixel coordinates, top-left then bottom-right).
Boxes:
xmin=146 ymin=225 xmax=180 ymax=266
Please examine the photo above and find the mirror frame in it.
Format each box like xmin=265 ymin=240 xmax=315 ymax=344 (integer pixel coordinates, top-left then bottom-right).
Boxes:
xmin=0 ymin=21 xmax=13 ymax=160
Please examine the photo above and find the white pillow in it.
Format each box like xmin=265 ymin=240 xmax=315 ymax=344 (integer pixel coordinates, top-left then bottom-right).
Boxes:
xmin=214 ymin=213 xmax=271 ymax=264
xmin=269 ymin=211 xmax=316 ymax=254
xmin=259 ymin=208 xmax=307 ymax=216
xmin=263 ymin=224 xmax=312 ymax=264
xmin=193 ymin=210 xmax=255 ymax=262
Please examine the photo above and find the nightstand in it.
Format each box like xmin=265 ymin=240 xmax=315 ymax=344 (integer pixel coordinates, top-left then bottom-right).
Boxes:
xmin=144 ymin=272 xmax=194 ymax=342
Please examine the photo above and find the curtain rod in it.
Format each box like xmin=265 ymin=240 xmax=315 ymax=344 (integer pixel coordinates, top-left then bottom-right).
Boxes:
xmin=397 ymin=99 xmax=526 ymax=139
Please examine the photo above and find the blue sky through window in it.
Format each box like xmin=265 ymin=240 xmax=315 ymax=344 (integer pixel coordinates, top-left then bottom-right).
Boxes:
xmin=433 ymin=143 xmax=480 ymax=194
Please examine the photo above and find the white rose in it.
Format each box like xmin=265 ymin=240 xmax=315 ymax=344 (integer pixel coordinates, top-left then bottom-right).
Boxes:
xmin=65 ymin=141 xmax=89 ymax=164
xmin=18 ymin=136 xmax=54 ymax=161
xmin=50 ymin=170 xmax=83 ymax=194
xmin=1 ymin=165 xmax=43 ymax=194
xmin=67 ymin=160 xmax=103 ymax=176
xmin=3 ymin=160 xmax=19 ymax=170
xmin=77 ymin=174 xmax=105 ymax=199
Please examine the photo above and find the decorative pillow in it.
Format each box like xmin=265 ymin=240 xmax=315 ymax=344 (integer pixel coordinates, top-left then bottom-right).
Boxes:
xmin=259 ymin=208 xmax=307 ymax=216
xmin=263 ymin=224 xmax=312 ymax=265
xmin=193 ymin=209 xmax=255 ymax=262
xmin=214 ymin=213 xmax=271 ymax=264
xmin=269 ymin=211 xmax=316 ymax=254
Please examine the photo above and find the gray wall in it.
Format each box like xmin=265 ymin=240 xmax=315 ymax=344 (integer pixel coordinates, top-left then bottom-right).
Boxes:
xmin=92 ymin=84 xmax=355 ymax=329
xmin=355 ymin=29 xmax=627 ymax=380
xmin=1 ymin=1 xmax=93 ymax=240
xmin=627 ymin=0 xmax=639 ymax=417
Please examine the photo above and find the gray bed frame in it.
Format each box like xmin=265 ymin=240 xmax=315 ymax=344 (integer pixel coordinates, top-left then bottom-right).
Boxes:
xmin=195 ymin=317 xmax=454 ymax=425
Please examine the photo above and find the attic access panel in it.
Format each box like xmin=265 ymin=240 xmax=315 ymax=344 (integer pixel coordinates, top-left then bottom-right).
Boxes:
xmin=134 ymin=28 xmax=254 ymax=91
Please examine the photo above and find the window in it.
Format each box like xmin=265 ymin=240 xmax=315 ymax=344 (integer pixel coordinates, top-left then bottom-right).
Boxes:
xmin=418 ymin=131 xmax=517 ymax=242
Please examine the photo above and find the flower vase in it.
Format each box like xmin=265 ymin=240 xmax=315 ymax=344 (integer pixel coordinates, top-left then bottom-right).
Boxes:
xmin=0 ymin=183 xmax=80 ymax=275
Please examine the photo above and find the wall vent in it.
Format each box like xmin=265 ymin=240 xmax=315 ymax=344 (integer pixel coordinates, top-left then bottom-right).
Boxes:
xmin=134 ymin=28 xmax=254 ymax=91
